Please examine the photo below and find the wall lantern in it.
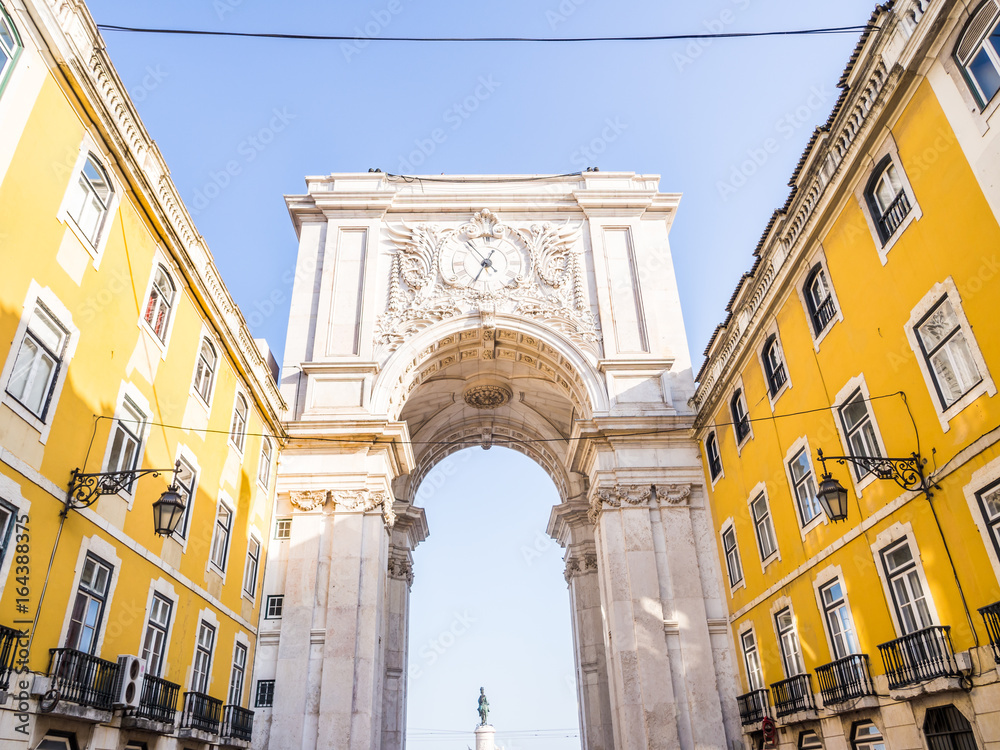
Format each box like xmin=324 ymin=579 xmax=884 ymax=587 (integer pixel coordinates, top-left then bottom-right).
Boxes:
xmin=815 ymin=448 xmax=930 ymax=524
xmin=66 ymin=461 xmax=185 ymax=536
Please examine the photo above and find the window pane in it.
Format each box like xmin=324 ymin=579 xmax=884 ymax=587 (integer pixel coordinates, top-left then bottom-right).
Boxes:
xmin=884 ymin=543 xmax=913 ymax=572
xmin=840 ymin=397 xmax=868 ymax=432
xmin=970 ymin=46 xmax=1000 ymax=103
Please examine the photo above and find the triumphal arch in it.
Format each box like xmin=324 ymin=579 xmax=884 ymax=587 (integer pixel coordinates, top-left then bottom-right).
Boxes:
xmin=253 ymin=172 xmax=741 ymax=750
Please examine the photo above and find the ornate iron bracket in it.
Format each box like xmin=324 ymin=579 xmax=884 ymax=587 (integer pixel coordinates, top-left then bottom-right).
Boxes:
xmin=65 ymin=461 xmax=181 ymax=516
xmin=816 ymin=449 xmax=928 ymax=493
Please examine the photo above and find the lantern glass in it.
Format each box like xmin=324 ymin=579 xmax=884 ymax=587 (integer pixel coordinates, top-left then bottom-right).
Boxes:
xmin=817 ymin=474 xmax=849 ymax=522
xmin=152 ymin=487 xmax=186 ymax=536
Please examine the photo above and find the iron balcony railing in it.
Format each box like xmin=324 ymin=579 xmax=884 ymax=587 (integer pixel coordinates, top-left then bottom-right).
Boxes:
xmin=979 ymin=601 xmax=1000 ymax=663
xmin=47 ymin=648 xmax=119 ymax=710
xmin=878 ymin=625 xmax=959 ymax=689
xmin=811 ymin=295 xmax=837 ymax=333
xmin=767 ymin=364 xmax=788 ymax=397
xmin=221 ymin=704 xmax=255 ymax=741
xmin=736 ymin=688 xmax=768 ymax=725
xmin=877 ymin=190 xmax=911 ymax=241
xmin=126 ymin=674 xmax=180 ymax=725
xmin=815 ymin=654 xmax=876 ymax=705
xmin=770 ymin=673 xmax=815 ymax=717
xmin=180 ymin=691 xmax=223 ymax=734
xmin=0 ymin=625 xmax=23 ymax=691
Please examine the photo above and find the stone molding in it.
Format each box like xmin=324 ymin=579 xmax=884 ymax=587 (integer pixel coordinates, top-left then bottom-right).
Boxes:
xmin=655 ymin=483 xmax=692 ymax=506
xmin=463 ymin=384 xmax=512 ymax=410
xmin=564 ymin=551 xmax=599 ymax=581
xmin=289 ymin=490 xmax=327 ymax=512
xmin=588 ymin=484 xmax=652 ymax=524
xmin=387 ymin=555 xmax=414 ymax=586
xmin=331 ymin=489 xmax=397 ymax=529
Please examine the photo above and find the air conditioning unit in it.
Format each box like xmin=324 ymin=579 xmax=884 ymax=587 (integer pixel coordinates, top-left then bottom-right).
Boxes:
xmin=114 ymin=655 xmax=145 ymax=708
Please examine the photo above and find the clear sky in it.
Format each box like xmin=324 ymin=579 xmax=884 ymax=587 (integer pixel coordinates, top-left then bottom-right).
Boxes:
xmin=84 ymin=0 xmax=882 ymax=745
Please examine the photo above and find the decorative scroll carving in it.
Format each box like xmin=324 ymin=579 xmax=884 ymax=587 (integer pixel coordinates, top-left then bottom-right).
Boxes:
xmin=564 ymin=557 xmax=581 ymax=582
xmin=331 ymin=489 xmax=397 ymax=528
xmin=588 ymin=484 xmax=652 ymax=523
xmin=583 ymin=552 xmax=598 ymax=571
xmin=376 ymin=209 xmax=599 ymax=354
xmin=564 ymin=551 xmax=600 ymax=580
xmin=655 ymin=484 xmax=692 ymax=506
xmin=290 ymin=490 xmax=328 ymax=511
xmin=388 ymin=556 xmax=414 ymax=586
xmin=464 ymin=384 xmax=512 ymax=410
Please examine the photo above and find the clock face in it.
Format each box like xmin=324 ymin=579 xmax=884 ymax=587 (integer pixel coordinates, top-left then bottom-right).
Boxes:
xmin=445 ymin=235 xmax=523 ymax=292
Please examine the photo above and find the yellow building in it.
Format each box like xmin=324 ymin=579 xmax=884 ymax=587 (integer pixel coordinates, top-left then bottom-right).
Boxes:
xmin=0 ymin=0 xmax=284 ymax=748
xmin=694 ymin=1 xmax=1000 ymax=748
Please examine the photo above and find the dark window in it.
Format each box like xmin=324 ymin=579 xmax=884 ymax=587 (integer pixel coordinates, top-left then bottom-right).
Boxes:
xmin=850 ymin=721 xmax=885 ymax=750
xmin=762 ymin=335 xmax=788 ymax=397
xmin=105 ymin=398 xmax=145 ymax=491
xmin=730 ymin=390 xmax=750 ymax=443
xmin=255 ymin=679 xmax=275 ymax=708
xmin=65 ymin=554 xmax=113 ymax=654
xmin=243 ymin=537 xmax=260 ymax=597
xmin=266 ymin=595 xmax=284 ymax=619
xmin=865 ymin=157 xmax=911 ymax=244
xmin=775 ymin=608 xmax=805 ymax=676
xmin=143 ymin=265 xmax=175 ymax=342
xmin=140 ymin=593 xmax=172 ymax=677
xmin=923 ymin=705 xmax=979 ymax=750
xmin=915 ymin=297 xmax=982 ymax=409
xmin=789 ymin=448 xmax=822 ymax=526
xmin=6 ymin=305 xmax=67 ymax=420
xmin=230 ymin=394 xmax=248 ymax=452
xmin=820 ymin=579 xmax=859 ymax=660
xmin=228 ymin=642 xmax=247 ymax=706
xmin=740 ymin=630 xmax=763 ymax=690
xmin=210 ymin=503 xmax=233 ymax=571
xmin=706 ymin=433 xmax=722 ymax=480
xmin=955 ymin=2 xmax=1000 ymax=109
xmin=192 ymin=621 xmax=215 ymax=694
xmin=173 ymin=458 xmax=197 ymax=539
xmin=722 ymin=527 xmax=743 ymax=587
xmin=804 ymin=265 xmax=837 ymax=335
xmin=799 ymin=731 xmax=823 ymax=750
xmin=193 ymin=339 xmax=217 ymax=403
xmin=0 ymin=499 xmax=17 ymax=566
xmin=838 ymin=389 xmax=881 ymax=480
xmin=975 ymin=479 xmax=1000 ymax=562
xmin=880 ymin=539 xmax=933 ymax=634
xmin=750 ymin=493 xmax=777 ymax=561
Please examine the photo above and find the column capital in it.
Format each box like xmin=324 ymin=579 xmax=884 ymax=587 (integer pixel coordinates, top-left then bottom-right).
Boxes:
xmin=587 ymin=483 xmax=652 ymax=524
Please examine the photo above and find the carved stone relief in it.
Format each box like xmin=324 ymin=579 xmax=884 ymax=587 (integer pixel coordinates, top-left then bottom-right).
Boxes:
xmin=331 ymin=489 xmax=397 ymax=529
xmin=289 ymin=490 xmax=328 ymax=512
xmin=388 ymin=556 xmax=414 ymax=586
xmin=588 ymin=484 xmax=652 ymax=524
xmin=655 ymin=484 xmax=692 ymax=506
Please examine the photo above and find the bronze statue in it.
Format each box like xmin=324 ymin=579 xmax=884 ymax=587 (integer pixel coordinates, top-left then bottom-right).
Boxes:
xmin=477 ymin=687 xmax=489 ymax=726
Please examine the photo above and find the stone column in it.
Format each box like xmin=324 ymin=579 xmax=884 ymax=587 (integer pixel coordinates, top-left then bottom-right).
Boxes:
xmin=381 ymin=503 xmax=429 ymax=750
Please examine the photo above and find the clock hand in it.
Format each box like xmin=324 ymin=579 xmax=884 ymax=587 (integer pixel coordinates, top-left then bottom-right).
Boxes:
xmin=466 ymin=241 xmax=488 ymax=263
xmin=473 ymin=263 xmax=488 ymax=283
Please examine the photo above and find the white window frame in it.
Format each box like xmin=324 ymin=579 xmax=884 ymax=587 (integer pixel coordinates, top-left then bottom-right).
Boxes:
xmin=228 ymin=632 xmax=251 ymax=706
xmin=190 ymin=609 xmax=219 ymax=694
xmin=953 ymin=0 xmax=1000 ymax=111
xmin=728 ymin=377 xmax=753 ymax=453
xmin=756 ymin=323 xmax=791 ymax=409
xmin=964 ymin=454 xmax=1000 ymax=583
xmin=138 ymin=256 xmax=180 ymax=357
xmin=0 ymin=473 xmax=31 ymax=601
xmin=720 ymin=517 xmax=745 ymax=594
xmin=851 ymin=720 xmax=888 ymax=750
xmin=870 ymin=522 xmax=941 ymax=638
xmin=737 ymin=621 xmax=765 ymax=691
xmin=140 ymin=580 xmax=177 ymax=678
xmin=56 ymin=535 xmax=122 ymax=657
xmin=265 ymin=594 xmax=284 ymax=619
xmin=55 ymin=141 xmax=121 ymax=263
xmin=831 ymin=374 xmax=890 ymax=496
xmin=905 ymin=278 xmax=995 ymax=431
xmin=208 ymin=490 xmax=236 ymax=578
xmin=257 ymin=437 xmax=273 ymax=490
xmin=242 ymin=531 xmax=261 ymax=601
xmin=746 ymin=482 xmax=780 ymax=570
xmin=783 ymin=436 xmax=827 ymax=538
xmin=812 ymin=565 xmax=861 ymax=663
xmin=0 ymin=282 xmax=78 ymax=442
xmin=190 ymin=329 xmax=220 ymax=410
xmin=703 ymin=428 xmax=724 ymax=487
xmin=228 ymin=390 xmax=249 ymax=455
xmin=854 ymin=135 xmax=922 ymax=263
xmin=274 ymin=517 xmax=292 ymax=540
xmin=169 ymin=445 xmax=200 ymax=550
xmin=98 ymin=382 xmax=153 ymax=507
xmin=795 ymin=248 xmax=844 ymax=350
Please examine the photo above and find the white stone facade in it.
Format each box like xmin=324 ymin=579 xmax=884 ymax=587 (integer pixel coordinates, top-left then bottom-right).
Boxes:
xmin=254 ymin=172 xmax=740 ymax=749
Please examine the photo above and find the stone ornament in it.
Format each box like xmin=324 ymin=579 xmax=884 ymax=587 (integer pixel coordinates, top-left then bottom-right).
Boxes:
xmin=656 ymin=484 xmax=692 ymax=506
xmin=289 ymin=490 xmax=328 ymax=512
xmin=463 ymin=384 xmax=512 ymax=410
xmin=564 ymin=552 xmax=599 ymax=581
xmin=331 ymin=489 xmax=397 ymax=529
xmin=588 ymin=484 xmax=652 ymax=523
xmin=388 ymin=556 xmax=414 ymax=586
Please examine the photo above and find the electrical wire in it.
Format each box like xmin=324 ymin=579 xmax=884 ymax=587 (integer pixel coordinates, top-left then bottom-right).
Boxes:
xmin=95 ymin=23 xmax=872 ymax=44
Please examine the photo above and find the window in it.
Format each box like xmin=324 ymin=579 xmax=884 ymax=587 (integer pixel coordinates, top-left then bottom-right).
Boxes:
xmin=143 ymin=266 xmax=176 ymax=343
xmin=975 ymin=479 xmax=1000 ymax=561
xmin=799 ymin=731 xmax=824 ymax=750
xmin=192 ymin=620 xmax=215 ymax=694
xmin=0 ymin=4 xmax=23 ymax=95
xmin=210 ymin=503 xmax=233 ymax=571
xmin=140 ymin=594 xmax=172 ymax=677
xmin=740 ymin=630 xmax=764 ymax=690
xmin=228 ymin=642 xmax=247 ymax=706
xmin=865 ymin=157 xmax=911 ymax=244
xmin=65 ymin=555 xmax=113 ymax=654
xmin=105 ymin=398 xmax=146 ymax=491
xmin=274 ymin=518 xmax=291 ymax=540
xmin=0 ymin=499 xmax=17 ymax=566
xmin=820 ymin=579 xmax=859 ymax=660
xmin=258 ymin=438 xmax=272 ymax=487
xmin=6 ymin=305 xmax=67 ymax=420
xmin=265 ymin=595 xmax=284 ymax=619
xmin=789 ymin=449 xmax=823 ymax=527
xmin=838 ymin=389 xmax=881 ymax=479
xmin=67 ymin=154 xmax=114 ymax=245
xmin=706 ymin=433 xmax=723 ymax=480
xmin=173 ymin=458 xmax=197 ymax=539
xmin=850 ymin=722 xmax=885 ymax=750
xmin=730 ymin=390 xmax=750 ymax=444
xmin=762 ymin=335 xmax=788 ymax=397
xmin=243 ymin=536 xmax=260 ymax=598
xmin=915 ymin=297 xmax=982 ymax=409
xmin=230 ymin=394 xmax=248 ymax=452
xmin=722 ymin=526 xmax=743 ymax=587
xmin=193 ymin=339 xmax=217 ymax=403
xmin=923 ymin=705 xmax=979 ymax=750
xmin=255 ymin=679 xmax=275 ymax=708
xmin=955 ymin=1 xmax=1000 ymax=109
xmin=804 ymin=265 xmax=837 ymax=335
xmin=775 ymin=608 xmax=806 ymax=676
xmin=37 ymin=736 xmax=79 ymax=750
xmin=880 ymin=539 xmax=933 ymax=634
xmin=750 ymin=493 xmax=778 ymax=561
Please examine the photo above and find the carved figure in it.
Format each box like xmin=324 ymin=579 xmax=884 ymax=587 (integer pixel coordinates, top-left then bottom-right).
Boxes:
xmin=477 ymin=687 xmax=489 ymax=726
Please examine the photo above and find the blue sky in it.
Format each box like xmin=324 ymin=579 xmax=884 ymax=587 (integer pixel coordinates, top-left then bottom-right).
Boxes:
xmin=86 ymin=1 xmax=881 ymax=745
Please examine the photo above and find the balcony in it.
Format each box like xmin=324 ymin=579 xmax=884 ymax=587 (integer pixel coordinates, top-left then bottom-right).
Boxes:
xmin=178 ymin=691 xmax=222 ymax=740
xmin=877 ymin=190 xmax=911 ymax=241
xmin=736 ymin=688 xmax=768 ymax=726
xmin=878 ymin=626 xmax=959 ymax=690
xmin=46 ymin=648 xmax=119 ymax=712
xmin=221 ymin=704 xmax=255 ymax=744
xmin=811 ymin=295 xmax=837 ymax=333
xmin=0 ymin=625 xmax=23 ymax=693
xmin=980 ymin=601 xmax=1000 ymax=663
xmin=770 ymin=674 xmax=816 ymax=718
xmin=123 ymin=674 xmax=179 ymax=731
xmin=815 ymin=654 xmax=876 ymax=705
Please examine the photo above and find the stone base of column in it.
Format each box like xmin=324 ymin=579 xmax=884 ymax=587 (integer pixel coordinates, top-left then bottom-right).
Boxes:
xmin=475 ymin=724 xmax=496 ymax=750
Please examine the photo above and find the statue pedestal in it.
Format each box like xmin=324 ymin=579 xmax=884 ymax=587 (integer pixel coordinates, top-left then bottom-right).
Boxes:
xmin=475 ymin=724 xmax=496 ymax=750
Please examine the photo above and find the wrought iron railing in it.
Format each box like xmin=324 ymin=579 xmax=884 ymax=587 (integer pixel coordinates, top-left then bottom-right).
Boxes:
xmin=47 ymin=648 xmax=119 ymax=710
xmin=771 ymin=673 xmax=815 ymax=717
xmin=877 ymin=190 xmax=911 ymax=240
xmin=878 ymin=625 xmax=959 ymax=689
xmin=767 ymin=363 xmax=788 ymax=397
xmin=180 ymin=691 xmax=223 ymax=734
xmin=815 ymin=653 xmax=876 ymax=705
xmin=127 ymin=674 xmax=179 ymax=724
xmin=734 ymin=414 xmax=751 ymax=442
xmin=221 ymin=704 xmax=255 ymax=741
xmin=980 ymin=601 xmax=1000 ymax=663
xmin=0 ymin=625 xmax=23 ymax=691
xmin=736 ymin=688 xmax=769 ymax=725
xmin=811 ymin=295 xmax=837 ymax=334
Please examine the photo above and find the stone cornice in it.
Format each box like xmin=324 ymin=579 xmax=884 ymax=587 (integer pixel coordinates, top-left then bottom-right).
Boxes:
xmin=27 ymin=0 xmax=285 ymax=427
